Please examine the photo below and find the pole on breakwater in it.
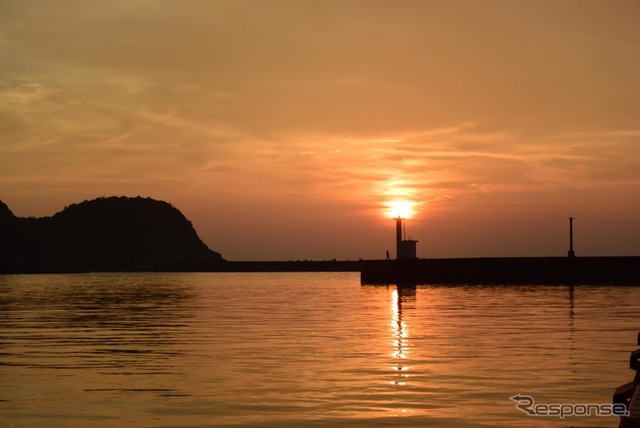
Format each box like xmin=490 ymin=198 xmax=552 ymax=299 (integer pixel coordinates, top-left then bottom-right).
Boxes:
xmin=568 ymin=217 xmax=576 ymax=258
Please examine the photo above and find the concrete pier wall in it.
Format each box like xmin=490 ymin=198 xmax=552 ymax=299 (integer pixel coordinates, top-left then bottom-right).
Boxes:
xmin=361 ymin=256 xmax=640 ymax=285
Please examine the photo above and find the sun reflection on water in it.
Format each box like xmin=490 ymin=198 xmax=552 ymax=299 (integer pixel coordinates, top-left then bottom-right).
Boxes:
xmin=390 ymin=287 xmax=410 ymax=386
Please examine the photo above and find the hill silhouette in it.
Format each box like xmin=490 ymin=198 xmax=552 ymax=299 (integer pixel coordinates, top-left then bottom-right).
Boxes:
xmin=0 ymin=196 xmax=224 ymax=273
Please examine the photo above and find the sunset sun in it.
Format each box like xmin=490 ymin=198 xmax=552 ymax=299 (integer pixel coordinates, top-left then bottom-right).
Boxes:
xmin=386 ymin=200 xmax=414 ymax=219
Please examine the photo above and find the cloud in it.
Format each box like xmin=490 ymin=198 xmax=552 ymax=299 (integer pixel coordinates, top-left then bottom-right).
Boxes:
xmin=239 ymin=123 xmax=640 ymax=219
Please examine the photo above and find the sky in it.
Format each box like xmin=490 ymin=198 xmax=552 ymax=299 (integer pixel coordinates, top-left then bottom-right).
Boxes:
xmin=1 ymin=0 xmax=639 ymax=260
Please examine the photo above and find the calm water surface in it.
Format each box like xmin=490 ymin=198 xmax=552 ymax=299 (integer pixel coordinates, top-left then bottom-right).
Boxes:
xmin=0 ymin=272 xmax=638 ymax=427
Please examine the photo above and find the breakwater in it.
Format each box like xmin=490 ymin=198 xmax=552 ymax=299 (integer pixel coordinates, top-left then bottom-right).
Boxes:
xmin=360 ymin=256 xmax=640 ymax=285
xmin=211 ymin=260 xmax=360 ymax=272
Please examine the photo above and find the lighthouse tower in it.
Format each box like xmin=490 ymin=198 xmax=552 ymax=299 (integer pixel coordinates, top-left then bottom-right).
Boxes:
xmin=395 ymin=217 xmax=418 ymax=259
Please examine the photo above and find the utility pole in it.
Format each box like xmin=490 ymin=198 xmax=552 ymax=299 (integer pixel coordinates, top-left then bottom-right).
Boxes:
xmin=567 ymin=217 xmax=575 ymax=258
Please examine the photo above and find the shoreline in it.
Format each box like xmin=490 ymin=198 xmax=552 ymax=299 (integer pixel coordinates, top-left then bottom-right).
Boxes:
xmin=0 ymin=259 xmax=361 ymax=275
xmin=2 ymin=256 xmax=640 ymax=285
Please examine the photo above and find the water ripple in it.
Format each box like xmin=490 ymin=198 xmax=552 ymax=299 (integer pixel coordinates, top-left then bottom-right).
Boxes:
xmin=0 ymin=273 xmax=638 ymax=427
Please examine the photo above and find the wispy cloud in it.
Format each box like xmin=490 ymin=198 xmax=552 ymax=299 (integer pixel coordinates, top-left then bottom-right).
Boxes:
xmin=238 ymin=124 xmax=640 ymax=220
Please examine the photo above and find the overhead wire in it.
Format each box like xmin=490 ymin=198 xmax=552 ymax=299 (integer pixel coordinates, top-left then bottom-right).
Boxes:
xmin=415 ymin=217 xmax=640 ymax=226
xmin=574 ymin=217 xmax=640 ymax=225
xmin=415 ymin=218 xmax=566 ymax=225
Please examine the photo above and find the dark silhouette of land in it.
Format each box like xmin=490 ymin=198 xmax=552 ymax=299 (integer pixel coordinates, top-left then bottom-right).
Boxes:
xmin=0 ymin=196 xmax=224 ymax=273
xmin=1 ymin=196 xmax=638 ymax=284
xmin=0 ymin=196 xmax=360 ymax=274
xmin=218 ymin=260 xmax=360 ymax=272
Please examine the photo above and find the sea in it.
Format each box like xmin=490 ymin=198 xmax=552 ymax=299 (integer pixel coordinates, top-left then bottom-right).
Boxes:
xmin=0 ymin=272 xmax=638 ymax=427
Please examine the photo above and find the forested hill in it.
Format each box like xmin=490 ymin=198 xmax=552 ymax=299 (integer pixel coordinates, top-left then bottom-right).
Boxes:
xmin=0 ymin=196 xmax=225 ymax=273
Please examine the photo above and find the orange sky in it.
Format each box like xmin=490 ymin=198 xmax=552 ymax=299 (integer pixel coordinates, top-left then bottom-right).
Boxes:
xmin=1 ymin=1 xmax=639 ymax=260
